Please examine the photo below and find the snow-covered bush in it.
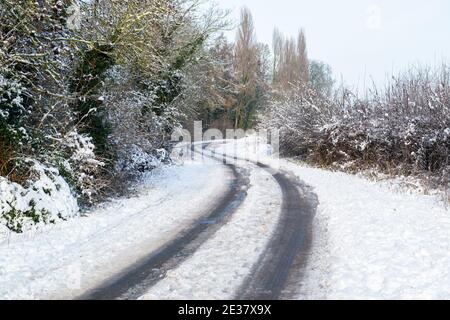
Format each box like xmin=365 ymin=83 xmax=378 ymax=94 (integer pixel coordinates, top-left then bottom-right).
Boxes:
xmin=115 ymin=145 xmax=168 ymax=174
xmin=0 ymin=161 xmax=78 ymax=233
xmin=102 ymin=66 xmax=176 ymax=180
xmin=259 ymin=81 xmax=335 ymax=158
xmin=60 ymin=130 xmax=105 ymax=203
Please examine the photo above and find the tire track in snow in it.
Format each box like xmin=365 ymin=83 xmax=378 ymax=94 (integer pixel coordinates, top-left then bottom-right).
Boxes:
xmin=236 ymin=165 xmax=318 ymax=300
xmin=209 ymin=144 xmax=318 ymax=300
xmin=79 ymin=153 xmax=250 ymax=300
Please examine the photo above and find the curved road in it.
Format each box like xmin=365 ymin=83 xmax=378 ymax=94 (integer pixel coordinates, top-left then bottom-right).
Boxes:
xmin=79 ymin=142 xmax=318 ymax=300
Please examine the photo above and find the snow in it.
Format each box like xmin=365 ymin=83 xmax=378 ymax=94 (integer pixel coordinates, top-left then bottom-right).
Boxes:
xmin=283 ymin=162 xmax=450 ymax=300
xmin=0 ymin=160 xmax=230 ymax=299
xmin=64 ymin=131 xmax=104 ymax=167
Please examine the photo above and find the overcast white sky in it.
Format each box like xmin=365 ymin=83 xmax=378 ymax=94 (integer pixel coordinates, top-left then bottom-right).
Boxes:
xmin=214 ymin=0 xmax=450 ymax=90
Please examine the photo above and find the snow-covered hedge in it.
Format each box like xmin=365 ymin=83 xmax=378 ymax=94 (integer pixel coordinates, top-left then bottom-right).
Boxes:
xmin=261 ymin=67 xmax=450 ymax=189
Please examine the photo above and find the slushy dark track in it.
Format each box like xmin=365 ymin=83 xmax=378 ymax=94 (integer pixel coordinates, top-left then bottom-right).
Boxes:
xmin=236 ymin=163 xmax=317 ymax=300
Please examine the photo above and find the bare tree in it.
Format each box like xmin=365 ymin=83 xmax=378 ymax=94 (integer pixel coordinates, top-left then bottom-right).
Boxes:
xmin=297 ymin=29 xmax=309 ymax=83
xmin=272 ymin=28 xmax=284 ymax=83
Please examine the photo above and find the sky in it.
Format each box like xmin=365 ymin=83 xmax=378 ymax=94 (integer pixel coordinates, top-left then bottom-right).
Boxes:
xmin=214 ymin=0 xmax=450 ymax=90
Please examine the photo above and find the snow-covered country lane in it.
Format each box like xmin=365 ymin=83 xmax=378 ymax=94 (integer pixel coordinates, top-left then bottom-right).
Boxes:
xmin=1 ymin=137 xmax=450 ymax=300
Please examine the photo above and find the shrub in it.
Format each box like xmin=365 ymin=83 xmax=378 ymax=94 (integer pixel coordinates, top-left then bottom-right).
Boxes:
xmin=0 ymin=161 xmax=79 ymax=233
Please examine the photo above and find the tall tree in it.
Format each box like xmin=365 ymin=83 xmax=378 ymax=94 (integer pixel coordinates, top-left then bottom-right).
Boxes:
xmin=297 ymin=29 xmax=309 ymax=83
xmin=234 ymin=7 xmax=258 ymax=129
xmin=272 ymin=28 xmax=284 ymax=83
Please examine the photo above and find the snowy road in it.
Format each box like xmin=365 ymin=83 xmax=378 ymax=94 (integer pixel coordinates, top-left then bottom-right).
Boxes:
xmin=2 ymin=137 xmax=450 ymax=300
xmin=81 ymin=142 xmax=317 ymax=300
